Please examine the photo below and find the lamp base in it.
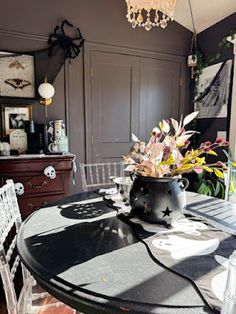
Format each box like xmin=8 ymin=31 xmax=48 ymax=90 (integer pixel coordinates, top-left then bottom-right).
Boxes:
xmin=39 ymin=97 xmax=52 ymax=106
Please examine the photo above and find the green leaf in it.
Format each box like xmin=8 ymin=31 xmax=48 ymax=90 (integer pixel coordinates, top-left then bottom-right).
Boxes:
xmin=221 ymin=186 xmax=225 ymax=199
xmin=202 ymin=184 xmax=210 ymax=196
xmin=197 ymin=173 xmax=204 ymax=179
xmin=206 ymin=186 xmax=212 ymax=196
xmin=197 ymin=182 xmax=206 ymax=194
xmin=214 ymin=180 xmax=221 ymax=197
xmin=207 ymin=179 xmax=214 ymax=191
xmin=218 ymin=181 xmax=225 ymax=199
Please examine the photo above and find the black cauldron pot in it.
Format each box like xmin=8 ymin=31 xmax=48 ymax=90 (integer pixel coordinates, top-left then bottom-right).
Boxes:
xmin=129 ymin=175 xmax=189 ymax=225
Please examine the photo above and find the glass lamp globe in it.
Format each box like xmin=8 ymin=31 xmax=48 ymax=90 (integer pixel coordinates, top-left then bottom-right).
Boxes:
xmin=38 ymin=83 xmax=55 ymax=99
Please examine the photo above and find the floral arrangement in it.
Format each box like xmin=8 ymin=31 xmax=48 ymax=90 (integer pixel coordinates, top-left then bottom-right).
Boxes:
xmin=123 ymin=111 xmax=229 ymax=179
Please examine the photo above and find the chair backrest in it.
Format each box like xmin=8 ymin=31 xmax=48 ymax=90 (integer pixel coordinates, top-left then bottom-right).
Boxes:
xmin=0 ymin=179 xmax=25 ymax=314
xmin=79 ymin=161 xmax=124 ymax=191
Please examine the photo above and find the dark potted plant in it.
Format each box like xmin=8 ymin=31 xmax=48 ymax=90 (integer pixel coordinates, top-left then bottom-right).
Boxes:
xmin=123 ymin=112 xmax=228 ymax=224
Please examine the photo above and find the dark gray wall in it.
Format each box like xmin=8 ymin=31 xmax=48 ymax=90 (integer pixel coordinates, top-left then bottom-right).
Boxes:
xmin=196 ymin=13 xmax=236 ymax=144
xmin=0 ymin=0 xmax=191 ymax=56
xmin=0 ymin=0 xmax=192 ymax=192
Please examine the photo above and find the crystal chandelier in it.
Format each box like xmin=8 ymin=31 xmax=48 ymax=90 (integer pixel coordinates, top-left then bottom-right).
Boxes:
xmin=125 ymin=0 xmax=176 ymax=31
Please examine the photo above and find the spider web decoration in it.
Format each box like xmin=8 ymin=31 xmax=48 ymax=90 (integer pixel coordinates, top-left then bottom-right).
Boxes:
xmin=48 ymin=20 xmax=85 ymax=60
xmin=34 ymin=20 xmax=84 ymax=93
xmin=0 ymin=20 xmax=85 ymax=99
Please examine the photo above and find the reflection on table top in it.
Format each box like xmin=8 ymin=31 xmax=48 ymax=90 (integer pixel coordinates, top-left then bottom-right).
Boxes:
xmin=17 ymin=191 xmax=236 ymax=314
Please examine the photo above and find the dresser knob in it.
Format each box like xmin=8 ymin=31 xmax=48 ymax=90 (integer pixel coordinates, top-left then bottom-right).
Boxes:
xmin=14 ymin=182 xmax=25 ymax=195
xmin=43 ymin=165 xmax=56 ymax=179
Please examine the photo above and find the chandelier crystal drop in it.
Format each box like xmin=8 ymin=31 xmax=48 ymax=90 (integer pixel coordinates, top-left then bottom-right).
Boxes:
xmin=125 ymin=0 xmax=176 ymax=31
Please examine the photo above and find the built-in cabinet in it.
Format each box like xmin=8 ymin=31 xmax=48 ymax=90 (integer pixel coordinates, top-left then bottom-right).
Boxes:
xmin=139 ymin=57 xmax=181 ymax=142
xmin=85 ymin=43 xmax=187 ymax=163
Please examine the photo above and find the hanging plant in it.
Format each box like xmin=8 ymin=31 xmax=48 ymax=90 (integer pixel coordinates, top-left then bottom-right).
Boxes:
xmin=218 ymin=27 xmax=236 ymax=49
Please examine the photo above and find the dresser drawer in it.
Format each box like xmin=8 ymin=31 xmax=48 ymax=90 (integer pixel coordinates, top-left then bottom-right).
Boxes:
xmin=17 ymin=174 xmax=65 ymax=196
xmin=0 ymin=156 xmax=73 ymax=174
xmin=19 ymin=194 xmax=64 ymax=218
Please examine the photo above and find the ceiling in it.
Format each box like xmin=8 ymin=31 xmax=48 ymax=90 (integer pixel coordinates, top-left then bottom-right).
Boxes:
xmin=174 ymin=0 xmax=236 ymax=33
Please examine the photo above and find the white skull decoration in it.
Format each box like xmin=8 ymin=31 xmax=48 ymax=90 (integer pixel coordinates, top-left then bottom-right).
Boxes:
xmin=44 ymin=166 xmax=56 ymax=179
xmin=14 ymin=182 xmax=25 ymax=196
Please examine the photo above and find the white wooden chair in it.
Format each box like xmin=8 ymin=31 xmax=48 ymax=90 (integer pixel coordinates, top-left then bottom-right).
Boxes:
xmin=0 ymin=179 xmax=76 ymax=314
xmin=79 ymin=161 xmax=124 ymax=192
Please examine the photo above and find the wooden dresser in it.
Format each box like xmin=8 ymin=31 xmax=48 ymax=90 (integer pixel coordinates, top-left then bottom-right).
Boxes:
xmin=0 ymin=154 xmax=74 ymax=219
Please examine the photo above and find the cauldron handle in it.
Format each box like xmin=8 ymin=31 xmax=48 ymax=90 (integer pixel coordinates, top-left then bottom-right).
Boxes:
xmin=177 ymin=177 xmax=189 ymax=190
xmin=109 ymin=176 xmax=119 ymax=190
xmin=130 ymin=172 xmax=135 ymax=181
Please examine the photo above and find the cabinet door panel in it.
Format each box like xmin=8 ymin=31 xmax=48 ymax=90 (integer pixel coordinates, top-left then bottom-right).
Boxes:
xmin=140 ymin=58 xmax=181 ymax=142
xmin=90 ymin=51 xmax=139 ymax=162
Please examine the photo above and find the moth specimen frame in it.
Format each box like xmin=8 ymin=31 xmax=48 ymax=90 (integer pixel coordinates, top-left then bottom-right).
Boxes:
xmin=0 ymin=51 xmax=35 ymax=98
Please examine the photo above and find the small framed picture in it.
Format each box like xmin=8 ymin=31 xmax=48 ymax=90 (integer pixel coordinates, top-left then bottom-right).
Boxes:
xmin=0 ymin=51 xmax=35 ymax=98
xmin=1 ymin=104 xmax=32 ymax=136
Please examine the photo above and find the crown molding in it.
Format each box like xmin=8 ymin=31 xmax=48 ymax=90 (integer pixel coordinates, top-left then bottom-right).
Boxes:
xmin=0 ymin=28 xmax=47 ymax=42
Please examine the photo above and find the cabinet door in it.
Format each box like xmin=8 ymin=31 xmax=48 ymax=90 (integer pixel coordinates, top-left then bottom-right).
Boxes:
xmin=139 ymin=57 xmax=181 ymax=142
xmin=89 ymin=51 xmax=139 ymax=162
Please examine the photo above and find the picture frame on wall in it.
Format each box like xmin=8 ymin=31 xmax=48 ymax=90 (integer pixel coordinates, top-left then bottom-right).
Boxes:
xmin=194 ymin=60 xmax=232 ymax=119
xmin=1 ymin=104 xmax=32 ymax=136
xmin=0 ymin=51 xmax=35 ymax=98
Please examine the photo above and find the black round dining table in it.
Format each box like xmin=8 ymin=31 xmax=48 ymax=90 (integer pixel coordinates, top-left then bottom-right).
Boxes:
xmin=17 ymin=191 xmax=218 ymax=314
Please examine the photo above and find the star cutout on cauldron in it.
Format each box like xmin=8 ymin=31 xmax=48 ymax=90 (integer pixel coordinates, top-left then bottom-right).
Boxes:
xmin=161 ymin=206 xmax=172 ymax=217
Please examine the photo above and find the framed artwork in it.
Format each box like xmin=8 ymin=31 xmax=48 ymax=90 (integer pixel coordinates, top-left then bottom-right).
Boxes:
xmin=194 ymin=60 xmax=232 ymax=119
xmin=0 ymin=51 xmax=35 ymax=98
xmin=1 ymin=104 xmax=32 ymax=136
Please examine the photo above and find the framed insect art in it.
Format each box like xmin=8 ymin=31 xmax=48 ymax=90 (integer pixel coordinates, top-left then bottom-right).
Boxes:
xmin=1 ymin=104 xmax=32 ymax=136
xmin=0 ymin=51 xmax=35 ymax=98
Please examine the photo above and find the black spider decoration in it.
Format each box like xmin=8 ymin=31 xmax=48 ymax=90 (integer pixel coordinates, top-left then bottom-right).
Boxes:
xmin=48 ymin=20 xmax=84 ymax=60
